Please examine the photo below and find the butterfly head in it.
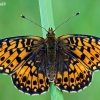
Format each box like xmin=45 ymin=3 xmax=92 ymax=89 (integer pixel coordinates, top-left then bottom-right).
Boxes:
xmin=46 ymin=27 xmax=55 ymax=37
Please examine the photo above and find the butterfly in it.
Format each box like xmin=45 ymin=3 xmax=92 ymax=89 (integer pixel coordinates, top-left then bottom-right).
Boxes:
xmin=0 ymin=27 xmax=100 ymax=95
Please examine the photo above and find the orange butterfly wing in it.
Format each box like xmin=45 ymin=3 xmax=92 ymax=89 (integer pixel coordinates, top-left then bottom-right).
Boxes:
xmin=0 ymin=36 xmax=44 ymax=74
xmin=11 ymin=50 xmax=49 ymax=95
xmin=0 ymin=36 xmax=49 ymax=95
xmin=55 ymin=34 xmax=100 ymax=92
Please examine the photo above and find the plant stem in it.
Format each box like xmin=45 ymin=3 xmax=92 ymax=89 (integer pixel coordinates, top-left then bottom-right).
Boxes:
xmin=38 ymin=0 xmax=64 ymax=100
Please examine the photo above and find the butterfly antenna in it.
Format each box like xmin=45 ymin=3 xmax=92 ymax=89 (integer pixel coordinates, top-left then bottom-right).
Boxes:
xmin=53 ymin=12 xmax=80 ymax=32
xmin=21 ymin=15 xmax=48 ymax=32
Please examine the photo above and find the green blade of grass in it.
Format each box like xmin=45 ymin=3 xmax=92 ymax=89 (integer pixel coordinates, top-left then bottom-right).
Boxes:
xmin=38 ymin=0 xmax=55 ymax=37
xmin=38 ymin=0 xmax=64 ymax=100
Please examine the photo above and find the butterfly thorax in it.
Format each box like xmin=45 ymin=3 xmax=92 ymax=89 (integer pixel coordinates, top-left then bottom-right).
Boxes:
xmin=45 ymin=28 xmax=57 ymax=81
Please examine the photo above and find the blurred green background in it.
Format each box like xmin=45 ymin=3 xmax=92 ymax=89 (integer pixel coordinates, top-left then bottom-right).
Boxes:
xmin=0 ymin=0 xmax=100 ymax=100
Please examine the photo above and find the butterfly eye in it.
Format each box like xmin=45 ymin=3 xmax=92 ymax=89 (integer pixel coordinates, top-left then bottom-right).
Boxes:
xmin=53 ymin=32 xmax=55 ymax=36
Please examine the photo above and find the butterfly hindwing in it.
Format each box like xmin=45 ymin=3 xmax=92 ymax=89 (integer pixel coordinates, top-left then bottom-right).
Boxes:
xmin=55 ymin=49 xmax=92 ymax=92
xmin=0 ymin=36 xmax=44 ymax=74
xmin=11 ymin=49 xmax=49 ymax=95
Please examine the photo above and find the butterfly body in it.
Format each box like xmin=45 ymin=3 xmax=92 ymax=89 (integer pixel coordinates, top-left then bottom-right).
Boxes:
xmin=0 ymin=28 xmax=100 ymax=95
xmin=45 ymin=28 xmax=57 ymax=81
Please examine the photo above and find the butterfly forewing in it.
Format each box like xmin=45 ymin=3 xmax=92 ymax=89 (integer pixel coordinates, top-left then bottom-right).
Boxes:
xmin=0 ymin=36 xmax=44 ymax=74
xmin=57 ymin=34 xmax=100 ymax=71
